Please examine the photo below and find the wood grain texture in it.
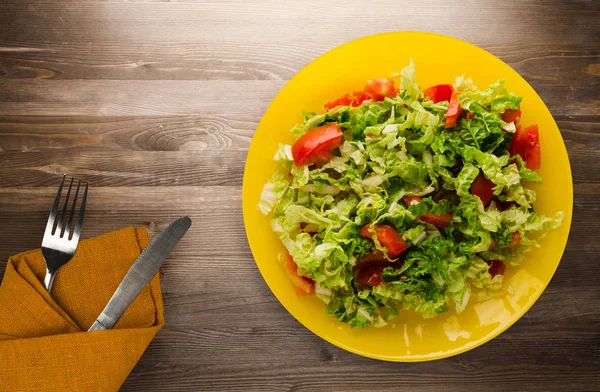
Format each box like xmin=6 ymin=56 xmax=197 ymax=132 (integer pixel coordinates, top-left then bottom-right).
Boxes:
xmin=0 ymin=0 xmax=599 ymax=391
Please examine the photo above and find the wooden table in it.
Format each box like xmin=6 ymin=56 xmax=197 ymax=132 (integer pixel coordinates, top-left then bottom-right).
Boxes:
xmin=1 ymin=1 xmax=599 ymax=390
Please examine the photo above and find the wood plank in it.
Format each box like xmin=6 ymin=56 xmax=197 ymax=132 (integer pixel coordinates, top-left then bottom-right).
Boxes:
xmin=0 ymin=186 xmax=246 ymax=262
xmin=0 ymin=0 xmax=597 ymax=47
xmin=0 ymin=80 xmax=277 ymax=116
xmin=0 ymin=41 xmax=597 ymax=82
xmin=0 ymin=114 xmax=257 ymax=152
xmin=0 ymin=151 xmax=248 ymax=186
xmin=121 ymin=362 xmax=598 ymax=392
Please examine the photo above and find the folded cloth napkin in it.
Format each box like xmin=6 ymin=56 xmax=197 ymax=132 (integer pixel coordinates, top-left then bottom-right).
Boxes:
xmin=0 ymin=226 xmax=164 ymax=392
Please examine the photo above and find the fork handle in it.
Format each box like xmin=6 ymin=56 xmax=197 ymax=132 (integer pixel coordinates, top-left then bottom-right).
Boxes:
xmin=44 ymin=269 xmax=57 ymax=292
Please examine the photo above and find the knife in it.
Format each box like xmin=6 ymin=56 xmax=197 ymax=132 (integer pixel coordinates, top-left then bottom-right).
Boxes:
xmin=88 ymin=217 xmax=192 ymax=332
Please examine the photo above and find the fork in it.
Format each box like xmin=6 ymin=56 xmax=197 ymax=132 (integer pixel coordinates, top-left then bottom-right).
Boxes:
xmin=41 ymin=175 xmax=89 ymax=292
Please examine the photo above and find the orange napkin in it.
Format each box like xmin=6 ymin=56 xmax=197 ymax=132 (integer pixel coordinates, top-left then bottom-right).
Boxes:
xmin=0 ymin=226 xmax=164 ymax=391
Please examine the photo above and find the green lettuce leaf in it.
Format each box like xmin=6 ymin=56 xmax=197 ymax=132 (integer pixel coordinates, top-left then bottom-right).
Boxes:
xmin=459 ymin=79 xmax=522 ymax=114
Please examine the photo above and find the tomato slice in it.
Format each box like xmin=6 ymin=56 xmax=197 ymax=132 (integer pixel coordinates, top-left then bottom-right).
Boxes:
xmin=347 ymin=91 xmax=371 ymax=106
xmin=323 ymin=95 xmax=351 ymax=111
xmin=364 ymin=78 xmax=399 ymax=101
xmin=522 ymin=125 xmax=541 ymax=170
xmin=465 ymin=112 xmax=475 ymax=120
xmin=282 ymin=254 xmax=315 ymax=295
xmin=354 ymin=250 xmax=387 ymax=268
xmin=444 ymin=90 xmax=463 ymax=128
xmin=355 ymin=264 xmax=386 ymax=287
xmin=470 ymin=172 xmax=495 ymax=206
xmin=501 ymin=109 xmax=521 ymax=124
xmin=291 ymin=123 xmax=343 ymax=167
xmin=311 ymin=148 xmax=333 ymax=164
xmin=419 ymin=213 xmax=453 ymax=228
xmin=403 ymin=195 xmax=423 ymax=206
xmin=486 ymin=260 xmax=506 ymax=277
xmin=509 ymin=124 xmax=540 ymax=170
xmin=509 ymin=126 xmax=525 ymax=156
xmin=422 ymin=84 xmax=454 ymax=103
xmin=360 ymin=224 xmax=408 ymax=258
xmin=324 ymin=91 xmax=371 ymax=111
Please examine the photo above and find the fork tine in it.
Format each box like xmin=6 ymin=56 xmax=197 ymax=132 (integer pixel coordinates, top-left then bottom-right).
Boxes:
xmin=44 ymin=175 xmax=66 ymax=236
xmin=56 ymin=176 xmax=74 ymax=237
xmin=64 ymin=179 xmax=81 ymax=239
xmin=70 ymin=181 xmax=88 ymax=243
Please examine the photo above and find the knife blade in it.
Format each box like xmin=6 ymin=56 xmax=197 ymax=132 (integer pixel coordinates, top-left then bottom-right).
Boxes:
xmin=88 ymin=217 xmax=191 ymax=332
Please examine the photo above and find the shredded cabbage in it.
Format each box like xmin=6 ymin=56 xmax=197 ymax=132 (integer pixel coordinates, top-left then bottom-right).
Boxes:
xmin=259 ymin=62 xmax=563 ymax=327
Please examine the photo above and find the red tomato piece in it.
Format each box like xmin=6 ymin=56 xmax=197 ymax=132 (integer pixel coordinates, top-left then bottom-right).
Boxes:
xmin=522 ymin=125 xmax=541 ymax=170
xmin=360 ymin=224 xmax=408 ymax=258
xmin=311 ymin=148 xmax=333 ymax=164
xmin=282 ymin=254 xmax=315 ymax=295
xmin=355 ymin=264 xmax=386 ymax=287
xmin=486 ymin=260 xmax=506 ymax=277
xmin=444 ymin=90 xmax=463 ymax=128
xmin=501 ymin=109 xmax=521 ymax=124
xmin=323 ymin=95 xmax=351 ymax=111
xmin=323 ymin=91 xmax=371 ymax=111
xmin=347 ymin=91 xmax=371 ymax=106
xmin=354 ymin=250 xmax=387 ymax=268
xmin=503 ymin=232 xmax=521 ymax=248
xmin=291 ymin=123 xmax=343 ymax=167
xmin=419 ymin=213 xmax=453 ymax=228
xmin=509 ymin=126 xmax=526 ymax=158
xmin=471 ymin=172 xmax=495 ymax=206
xmin=422 ymin=84 xmax=454 ymax=103
xmin=359 ymin=224 xmax=373 ymax=238
xmin=465 ymin=112 xmax=475 ymax=119
xmin=509 ymin=124 xmax=540 ymax=170
xmin=403 ymin=195 xmax=423 ymax=206
xmin=364 ymin=78 xmax=399 ymax=101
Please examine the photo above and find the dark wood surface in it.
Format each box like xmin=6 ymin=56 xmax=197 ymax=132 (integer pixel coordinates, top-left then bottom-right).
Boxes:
xmin=1 ymin=1 xmax=599 ymax=391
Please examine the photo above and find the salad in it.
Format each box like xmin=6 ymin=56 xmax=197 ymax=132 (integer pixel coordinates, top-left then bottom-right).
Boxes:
xmin=258 ymin=62 xmax=563 ymax=328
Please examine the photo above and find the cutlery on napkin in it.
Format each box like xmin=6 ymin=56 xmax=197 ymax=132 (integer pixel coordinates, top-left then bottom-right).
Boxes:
xmin=0 ymin=225 xmax=172 ymax=391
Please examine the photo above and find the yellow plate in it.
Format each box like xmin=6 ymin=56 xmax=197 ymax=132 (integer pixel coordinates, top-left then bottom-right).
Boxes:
xmin=242 ymin=32 xmax=573 ymax=361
